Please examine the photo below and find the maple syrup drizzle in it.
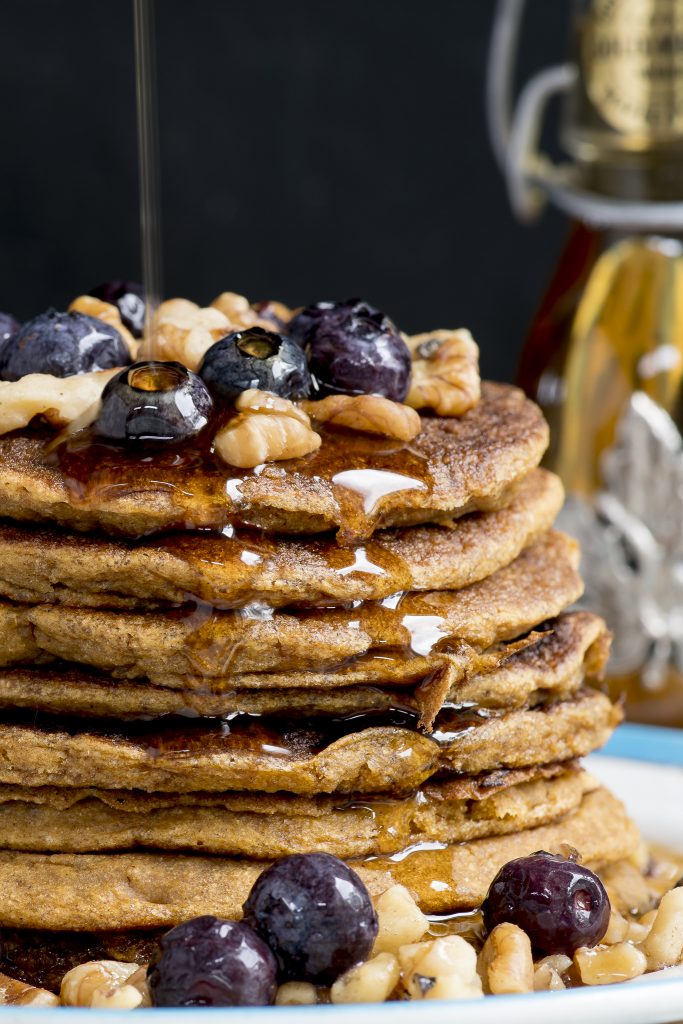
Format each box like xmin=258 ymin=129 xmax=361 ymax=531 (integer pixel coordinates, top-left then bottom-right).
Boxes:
xmin=0 ymin=703 xmax=498 ymax=762
xmin=43 ymin=420 xmax=436 ymax=543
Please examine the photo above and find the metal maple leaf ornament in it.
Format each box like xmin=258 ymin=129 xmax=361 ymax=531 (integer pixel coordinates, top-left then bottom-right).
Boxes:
xmin=559 ymin=392 xmax=683 ymax=691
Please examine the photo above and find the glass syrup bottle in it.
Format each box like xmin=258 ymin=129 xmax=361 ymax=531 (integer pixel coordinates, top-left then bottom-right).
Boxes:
xmin=490 ymin=0 xmax=683 ymax=724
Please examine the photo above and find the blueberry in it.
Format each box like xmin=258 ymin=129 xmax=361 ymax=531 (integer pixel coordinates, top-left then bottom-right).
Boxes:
xmin=89 ymin=280 xmax=146 ymax=337
xmin=290 ymin=299 xmax=411 ymax=401
xmin=93 ymin=361 xmax=213 ymax=443
xmin=0 ymin=312 xmax=20 ymax=344
xmin=199 ymin=327 xmax=311 ymax=403
xmin=482 ymin=851 xmax=611 ymax=956
xmin=0 ymin=313 xmax=20 ymax=365
xmin=0 ymin=310 xmax=130 ymax=382
xmin=242 ymin=852 xmax=378 ymax=984
xmin=147 ymin=916 xmax=277 ymax=1007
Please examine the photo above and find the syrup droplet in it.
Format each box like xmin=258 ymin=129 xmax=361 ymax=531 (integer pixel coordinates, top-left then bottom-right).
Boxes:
xmin=332 ymin=468 xmax=427 ymax=514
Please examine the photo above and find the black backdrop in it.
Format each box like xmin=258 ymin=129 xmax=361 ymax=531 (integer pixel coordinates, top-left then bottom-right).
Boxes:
xmin=0 ymin=0 xmax=569 ymax=382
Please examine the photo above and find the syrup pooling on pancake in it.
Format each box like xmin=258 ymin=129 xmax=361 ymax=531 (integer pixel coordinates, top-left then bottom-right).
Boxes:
xmin=0 ymin=611 xmax=609 ymax=725
xmin=10 ymin=532 xmax=582 ymax=683
xmin=0 ymin=469 xmax=563 ymax=610
xmin=0 ymin=766 xmax=592 ymax=858
xmin=0 ymin=690 xmax=621 ymax=795
xmin=0 ymin=382 xmax=548 ymax=538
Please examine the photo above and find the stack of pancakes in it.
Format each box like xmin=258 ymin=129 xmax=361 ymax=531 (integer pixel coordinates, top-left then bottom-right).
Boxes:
xmin=0 ymin=380 xmax=637 ymax=986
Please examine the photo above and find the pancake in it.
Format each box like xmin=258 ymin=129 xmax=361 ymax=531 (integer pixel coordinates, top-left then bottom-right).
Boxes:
xmin=0 ymin=612 xmax=608 ymax=728
xmin=0 ymin=690 xmax=620 ymax=795
xmin=19 ymin=532 xmax=582 ymax=682
xmin=0 ymin=766 xmax=592 ymax=859
xmin=0 ymin=469 xmax=563 ymax=610
xmin=0 ymin=788 xmax=636 ymax=929
xmin=0 ymin=383 xmax=548 ymax=540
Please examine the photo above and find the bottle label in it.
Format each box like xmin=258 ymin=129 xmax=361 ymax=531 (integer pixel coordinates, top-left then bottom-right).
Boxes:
xmin=583 ymin=0 xmax=683 ymax=137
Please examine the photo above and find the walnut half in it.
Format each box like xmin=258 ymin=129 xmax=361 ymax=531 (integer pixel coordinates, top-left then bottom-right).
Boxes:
xmin=406 ymin=328 xmax=480 ymax=417
xmin=214 ymin=389 xmax=321 ymax=469
xmin=303 ymin=394 xmax=421 ymax=441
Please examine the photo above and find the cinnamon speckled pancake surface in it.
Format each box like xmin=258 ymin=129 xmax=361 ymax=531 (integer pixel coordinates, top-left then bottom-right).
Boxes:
xmin=0 ymin=469 xmax=562 ymax=610
xmin=0 ymin=612 xmax=609 ymax=729
xmin=0 ymin=789 xmax=636 ymax=928
xmin=0 ymin=383 xmax=548 ymax=540
xmin=5 ymin=532 xmax=582 ymax=682
xmin=0 ymin=766 xmax=593 ymax=858
xmin=0 ymin=689 xmax=620 ymax=795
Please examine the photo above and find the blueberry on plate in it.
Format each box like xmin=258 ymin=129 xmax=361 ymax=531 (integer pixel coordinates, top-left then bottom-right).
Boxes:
xmin=89 ymin=280 xmax=146 ymax=337
xmin=242 ymin=852 xmax=378 ymax=984
xmin=0 ymin=310 xmax=130 ymax=381
xmin=93 ymin=361 xmax=213 ymax=443
xmin=482 ymin=851 xmax=611 ymax=956
xmin=199 ymin=326 xmax=312 ymax=403
xmin=291 ymin=298 xmax=411 ymax=402
xmin=147 ymin=916 xmax=277 ymax=1007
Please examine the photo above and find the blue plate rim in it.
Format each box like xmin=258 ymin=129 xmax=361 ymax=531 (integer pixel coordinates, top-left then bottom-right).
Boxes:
xmin=2 ymin=723 xmax=682 ymax=1018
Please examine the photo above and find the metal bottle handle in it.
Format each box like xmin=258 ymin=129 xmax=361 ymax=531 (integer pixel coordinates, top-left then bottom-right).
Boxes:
xmin=486 ymin=0 xmax=683 ymax=230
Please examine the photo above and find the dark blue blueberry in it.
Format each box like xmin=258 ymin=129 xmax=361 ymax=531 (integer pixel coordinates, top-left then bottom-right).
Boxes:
xmin=0 ymin=312 xmax=20 ymax=365
xmin=89 ymin=280 xmax=146 ymax=337
xmin=290 ymin=299 xmax=411 ymax=401
xmin=147 ymin=916 xmax=277 ymax=1007
xmin=242 ymin=852 xmax=378 ymax=984
xmin=482 ymin=851 xmax=611 ymax=956
xmin=199 ymin=327 xmax=311 ymax=403
xmin=93 ymin=361 xmax=213 ymax=444
xmin=0 ymin=310 xmax=130 ymax=381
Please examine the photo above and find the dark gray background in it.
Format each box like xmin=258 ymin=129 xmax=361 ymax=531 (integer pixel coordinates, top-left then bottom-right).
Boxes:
xmin=0 ymin=1 xmax=570 ymax=382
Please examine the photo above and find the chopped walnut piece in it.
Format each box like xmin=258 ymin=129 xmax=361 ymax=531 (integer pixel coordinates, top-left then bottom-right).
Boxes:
xmin=0 ymin=369 xmax=117 ymax=435
xmin=211 ymin=292 xmax=276 ymax=331
xmin=61 ymin=960 xmax=150 ymax=1009
xmin=405 ymin=328 xmax=480 ymax=417
xmin=574 ymin=943 xmax=647 ymax=985
xmin=275 ymin=981 xmax=317 ymax=1006
xmin=533 ymin=954 xmax=571 ymax=991
xmin=68 ymin=295 xmax=138 ymax=357
xmin=0 ymin=972 xmax=59 ymax=1007
xmin=330 ymin=953 xmax=400 ymax=1004
xmin=372 ymin=885 xmax=429 ymax=956
xmin=643 ymin=887 xmax=683 ymax=969
xmin=303 ymin=394 xmax=421 ymax=442
xmin=214 ymin=388 xmax=321 ymax=468
xmin=398 ymin=936 xmax=483 ymax=1001
xmin=478 ymin=923 xmax=534 ymax=995
xmin=140 ymin=299 xmax=231 ymax=370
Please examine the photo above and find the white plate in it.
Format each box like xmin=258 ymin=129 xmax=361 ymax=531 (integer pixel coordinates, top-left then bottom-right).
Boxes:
xmin=3 ymin=724 xmax=683 ymax=1023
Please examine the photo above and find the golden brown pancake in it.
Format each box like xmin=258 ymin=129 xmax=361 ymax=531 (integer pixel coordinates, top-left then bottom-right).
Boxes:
xmin=0 ymin=690 xmax=620 ymax=795
xmin=0 ymin=766 xmax=592 ymax=859
xmin=0 ymin=613 xmax=608 ymax=729
xmin=19 ymin=532 xmax=582 ymax=682
xmin=0 ymin=788 xmax=636 ymax=928
xmin=0 ymin=469 xmax=562 ymax=610
xmin=0 ymin=383 xmax=548 ymax=540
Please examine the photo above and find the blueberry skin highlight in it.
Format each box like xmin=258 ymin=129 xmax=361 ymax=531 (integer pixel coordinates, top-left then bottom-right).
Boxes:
xmin=243 ymin=852 xmax=378 ymax=984
xmin=482 ymin=851 xmax=611 ymax=956
xmin=147 ymin=916 xmax=277 ymax=1007
xmin=93 ymin=361 xmax=214 ymax=444
xmin=0 ymin=310 xmax=130 ymax=381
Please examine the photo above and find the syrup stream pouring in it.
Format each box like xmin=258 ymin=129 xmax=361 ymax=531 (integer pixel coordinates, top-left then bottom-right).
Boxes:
xmin=133 ymin=0 xmax=163 ymax=346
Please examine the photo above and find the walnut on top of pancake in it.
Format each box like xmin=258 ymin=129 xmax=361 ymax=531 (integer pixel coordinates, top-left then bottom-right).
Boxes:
xmin=0 ymin=289 xmax=480 ymax=469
